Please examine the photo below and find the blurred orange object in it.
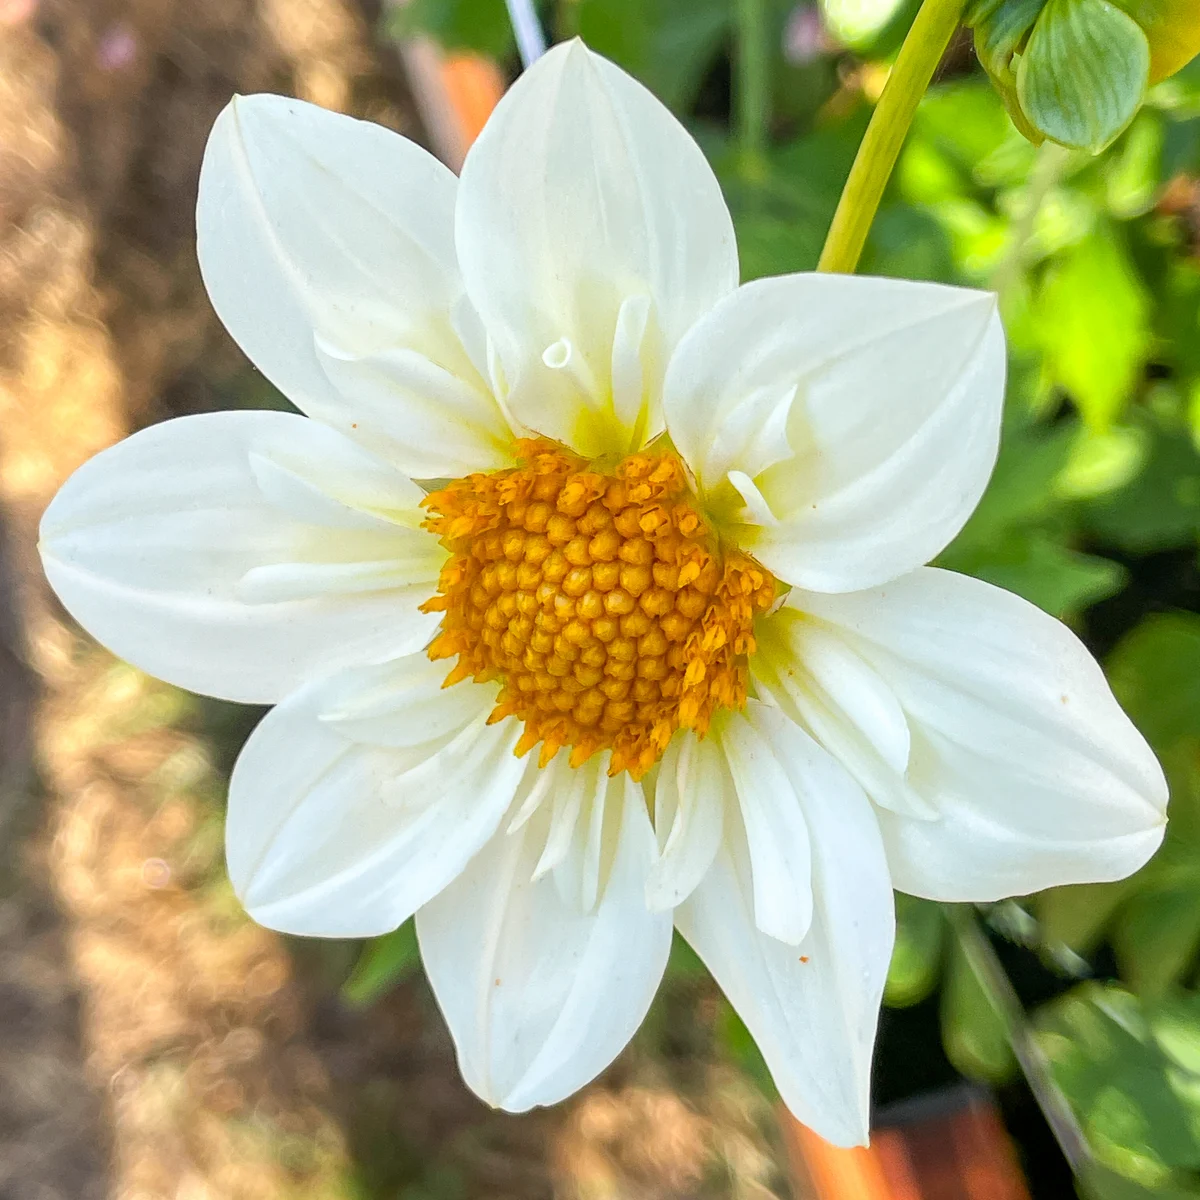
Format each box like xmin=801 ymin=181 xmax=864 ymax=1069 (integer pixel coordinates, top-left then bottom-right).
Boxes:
xmin=399 ymin=39 xmax=503 ymax=170
xmin=387 ymin=0 xmax=504 ymax=170
xmin=440 ymin=52 xmax=505 ymax=145
xmin=781 ymin=1090 xmax=1032 ymax=1200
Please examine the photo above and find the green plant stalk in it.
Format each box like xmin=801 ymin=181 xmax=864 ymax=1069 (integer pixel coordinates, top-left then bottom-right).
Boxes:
xmin=735 ymin=0 xmax=771 ymax=171
xmin=817 ymin=0 xmax=968 ymax=273
xmin=946 ymin=905 xmax=1092 ymax=1174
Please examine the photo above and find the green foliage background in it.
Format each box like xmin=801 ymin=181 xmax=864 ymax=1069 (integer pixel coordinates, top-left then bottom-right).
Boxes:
xmin=385 ymin=2 xmax=1200 ymax=1193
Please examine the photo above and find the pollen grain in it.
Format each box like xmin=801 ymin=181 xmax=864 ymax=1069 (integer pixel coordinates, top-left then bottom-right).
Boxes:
xmin=420 ymin=439 xmax=776 ymax=779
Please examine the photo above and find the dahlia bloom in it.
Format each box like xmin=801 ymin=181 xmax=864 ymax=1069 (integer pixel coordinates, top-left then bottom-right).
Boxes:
xmin=39 ymin=40 xmax=1166 ymax=1146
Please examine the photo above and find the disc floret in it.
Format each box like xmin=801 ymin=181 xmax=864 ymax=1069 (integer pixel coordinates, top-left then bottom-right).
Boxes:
xmin=420 ymin=439 xmax=776 ymax=779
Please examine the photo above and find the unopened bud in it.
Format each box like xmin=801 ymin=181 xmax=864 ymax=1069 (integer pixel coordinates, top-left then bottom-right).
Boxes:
xmin=967 ymin=0 xmax=1200 ymax=152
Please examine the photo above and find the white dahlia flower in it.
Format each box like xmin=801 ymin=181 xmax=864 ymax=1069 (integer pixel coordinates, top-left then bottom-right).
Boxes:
xmin=38 ymin=40 xmax=1166 ymax=1146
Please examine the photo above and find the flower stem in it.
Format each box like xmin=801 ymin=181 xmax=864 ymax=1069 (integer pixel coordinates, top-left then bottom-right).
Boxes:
xmin=945 ymin=905 xmax=1092 ymax=1173
xmin=504 ymin=0 xmax=546 ymax=69
xmin=735 ymin=0 xmax=771 ymax=173
xmin=817 ymin=0 xmax=967 ymax=273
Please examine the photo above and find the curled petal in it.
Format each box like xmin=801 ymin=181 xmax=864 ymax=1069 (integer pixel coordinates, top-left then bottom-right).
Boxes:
xmin=664 ymin=273 xmax=1005 ymax=592
xmin=716 ymin=707 xmax=815 ymax=946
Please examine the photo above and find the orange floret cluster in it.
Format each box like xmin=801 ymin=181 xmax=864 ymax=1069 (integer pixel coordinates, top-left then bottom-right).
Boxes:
xmin=420 ymin=439 xmax=777 ymax=779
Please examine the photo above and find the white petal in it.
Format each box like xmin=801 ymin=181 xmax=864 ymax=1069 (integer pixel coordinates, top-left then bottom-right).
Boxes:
xmin=676 ymin=702 xmax=893 ymax=1147
xmin=313 ymin=338 xmax=512 ymax=479
xmin=197 ymin=94 xmax=510 ymax=478
xmin=663 ymin=274 xmax=1005 ymax=592
xmin=754 ymin=654 xmax=936 ymax=822
xmin=717 ymin=708 xmax=814 ymax=945
xmin=247 ymin=448 xmax=422 ymax=529
xmin=417 ymin=768 xmax=671 ymax=1111
xmin=611 ymin=293 xmax=653 ymax=439
xmin=226 ymin=657 xmax=522 ymax=937
xmin=756 ymin=612 xmax=911 ymax=775
xmin=455 ymin=40 xmax=737 ymax=457
xmin=532 ymin=761 xmax=590 ymax=882
xmin=549 ymin=755 xmax=622 ymax=914
xmin=645 ymin=733 xmax=727 ymax=911
xmin=237 ymin=555 xmax=442 ymax=603
xmin=39 ymin=411 xmax=443 ymax=704
xmin=728 ymin=470 xmax=780 ymax=528
xmin=794 ymin=568 xmax=1168 ymax=899
xmin=317 ymin=654 xmax=487 ymax=749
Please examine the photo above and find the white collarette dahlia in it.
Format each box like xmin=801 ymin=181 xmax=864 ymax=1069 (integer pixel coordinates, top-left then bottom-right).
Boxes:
xmin=39 ymin=40 xmax=1166 ymax=1145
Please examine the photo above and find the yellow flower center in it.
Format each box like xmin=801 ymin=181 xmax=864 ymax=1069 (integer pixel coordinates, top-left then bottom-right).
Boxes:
xmin=420 ymin=439 xmax=777 ymax=780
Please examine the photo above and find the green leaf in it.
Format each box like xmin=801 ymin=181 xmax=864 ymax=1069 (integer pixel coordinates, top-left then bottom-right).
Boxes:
xmin=1158 ymin=266 xmax=1200 ymax=387
xmin=860 ymin=205 xmax=956 ymax=282
xmin=1018 ymin=0 xmax=1152 ymax=152
xmin=718 ymin=119 xmax=862 ymax=278
xmin=925 ymin=196 xmax=1013 ymax=275
xmin=886 ymin=894 xmax=946 ymax=1007
xmin=384 ymin=0 xmax=516 ymax=58
xmin=941 ymin=418 xmax=1125 ymax=617
xmin=1037 ymin=230 xmax=1152 ymax=429
xmin=914 ymin=79 xmax=1022 ymax=176
xmin=1152 ymin=995 xmax=1200 ymax=1074
xmin=1107 ymin=614 xmax=1200 ymax=754
xmin=949 ymin=420 xmax=1076 ymax=555
xmin=665 ymin=929 xmax=708 ymax=980
xmin=1081 ymin=1161 xmax=1200 ymax=1199
xmin=1085 ymin=425 xmax=1200 ymax=552
xmin=1057 ymin=425 xmax=1150 ymax=498
xmin=341 ymin=922 xmax=420 ymax=1008
xmin=734 ymin=212 xmax=830 ymax=279
xmin=1040 ymin=878 xmax=1142 ymax=956
xmin=1105 ymin=111 xmax=1167 ymax=217
xmin=1020 ymin=183 xmax=1101 ymax=268
xmin=576 ymin=0 xmax=730 ymax=110
xmin=959 ymin=530 xmax=1125 ymax=617
xmin=1114 ymin=882 xmax=1200 ymax=996
xmin=820 ymin=0 xmax=910 ymax=50
xmin=1037 ymin=984 xmax=1200 ymax=1184
xmin=941 ymin=938 xmax=1019 ymax=1082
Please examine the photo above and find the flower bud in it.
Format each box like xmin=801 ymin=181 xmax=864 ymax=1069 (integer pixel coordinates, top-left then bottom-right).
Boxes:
xmin=967 ymin=0 xmax=1200 ymax=153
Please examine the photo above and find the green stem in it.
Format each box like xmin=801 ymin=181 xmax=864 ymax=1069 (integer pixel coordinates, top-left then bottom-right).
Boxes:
xmin=946 ymin=906 xmax=1092 ymax=1174
xmin=735 ymin=0 xmax=770 ymax=172
xmin=817 ymin=0 xmax=967 ymax=273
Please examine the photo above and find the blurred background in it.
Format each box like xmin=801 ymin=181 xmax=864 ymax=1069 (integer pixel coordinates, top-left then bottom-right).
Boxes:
xmin=1 ymin=0 xmax=1199 ymax=1197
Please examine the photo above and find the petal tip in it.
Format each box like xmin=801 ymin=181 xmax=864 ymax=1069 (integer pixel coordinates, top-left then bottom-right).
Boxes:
xmin=227 ymin=90 xmax=291 ymax=123
xmin=783 ymin=1094 xmax=872 ymax=1149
